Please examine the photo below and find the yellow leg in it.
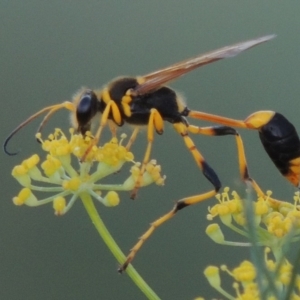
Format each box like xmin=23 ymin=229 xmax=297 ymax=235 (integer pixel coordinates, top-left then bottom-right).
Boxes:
xmin=81 ymin=100 xmax=121 ymax=161
xmin=94 ymin=101 xmax=114 ymax=142
xmin=108 ymin=120 xmax=117 ymax=138
xmin=130 ymin=109 xmax=163 ymax=199
xmin=119 ymin=189 xmax=216 ymax=273
xmin=234 ymin=133 xmax=282 ymax=203
xmin=174 ymin=122 xmax=221 ymax=190
xmin=188 ymin=123 xmax=282 ymax=201
xmin=188 ymin=110 xmax=248 ymax=128
xmin=126 ymin=127 xmax=139 ymax=151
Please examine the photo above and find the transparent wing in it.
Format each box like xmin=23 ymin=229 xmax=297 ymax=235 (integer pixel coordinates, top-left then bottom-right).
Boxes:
xmin=132 ymin=34 xmax=276 ymax=96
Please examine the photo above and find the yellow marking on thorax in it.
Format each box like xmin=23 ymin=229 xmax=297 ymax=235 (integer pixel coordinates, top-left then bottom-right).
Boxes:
xmin=121 ymin=89 xmax=133 ymax=117
xmin=122 ymin=103 xmax=132 ymax=117
xmin=175 ymin=93 xmax=187 ymax=113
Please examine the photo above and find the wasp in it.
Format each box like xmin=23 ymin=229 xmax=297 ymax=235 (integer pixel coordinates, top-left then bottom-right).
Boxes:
xmin=6 ymin=34 xmax=297 ymax=273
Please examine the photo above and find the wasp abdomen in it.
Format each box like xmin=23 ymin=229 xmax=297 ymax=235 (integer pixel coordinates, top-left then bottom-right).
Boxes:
xmin=259 ymin=113 xmax=300 ymax=186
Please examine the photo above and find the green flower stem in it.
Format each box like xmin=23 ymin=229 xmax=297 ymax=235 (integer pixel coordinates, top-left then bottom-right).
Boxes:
xmin=30 ymin=185 xmax=64 ymax=192
xmin=213 ymin=286 xmax=235 ymax=300
xmin=242 ymin=191 xmax=279 ymax=298
xmin=226 ymin=223 xmax=249 ymax=237
xmin=80 ymin=192 xmax=160 ymax=300
xmin=222 ymin=241 xmax=252 ymax=247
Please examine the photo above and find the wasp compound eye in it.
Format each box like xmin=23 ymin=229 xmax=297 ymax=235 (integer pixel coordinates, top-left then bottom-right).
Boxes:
xmin=76 ymin=90 xmax=98 ymax=134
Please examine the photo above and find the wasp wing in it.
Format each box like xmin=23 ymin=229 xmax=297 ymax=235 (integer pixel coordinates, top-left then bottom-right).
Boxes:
xmin=132 ymin=34 xmax=276 ymax=96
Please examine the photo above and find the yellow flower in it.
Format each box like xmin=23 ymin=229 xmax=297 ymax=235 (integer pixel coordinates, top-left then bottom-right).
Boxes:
xmin=208 ymin=187 xmax=242 ymax=226
xmin=206 ymin=188 xmax=300 ymax=251
xmin=204 ymin=255 xmax=300 ymax=299
xmin=203 ymin=266 xmax=221 ymax=288
xmin=12 ymin=188 xmax=37 ymax=206
xmin=232 ymin=261 xmax=256 ymax=283
xmin=205 ymin=224 xmax=225 ymax=244
xmin=202 ymin=188 xmax=300 ymax=300
xmin=12 ymin=128 xmax=165 ymax=215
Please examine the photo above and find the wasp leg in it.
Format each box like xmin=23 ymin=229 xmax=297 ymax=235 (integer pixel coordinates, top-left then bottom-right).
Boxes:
xmin=130 ymin=109 xmax=164 ymax=199
xmin=173 ymin=122 xmax=221 ymax=191
xmin=108 ymin=120 xmax=118 ymax=138
xmin=188 ymin=110 xmax=279 ymax=131
xmin=188 ymin=110 xmax=248 ymax=128
xmin=81 ymin=100 xmax=121 ymax=161
xmin=94 ymin=100 xmax=121 ymax=143
xmin=234 ymin=130 xmax=266 ymax=197
xmin=118 ymin=189 xmax=216 ymax=273
xmin=120 ymin=122 xmax=222 ymax=270
xmin=233 ymin=126 xmax=290 ymax=204
xmin=125 ymin=127 xmax=139 ymax=151
xmin=187 ymin=125 xmax=264 ymax=197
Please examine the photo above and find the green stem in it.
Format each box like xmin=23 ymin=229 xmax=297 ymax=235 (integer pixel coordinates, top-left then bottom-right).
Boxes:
xmin=80 ymin=192 xmax=160 ymax=300
xmin=214 ymin=286 xmax=235 ymax=300
xmin=221 ymin=241 xmax=252 ymax=247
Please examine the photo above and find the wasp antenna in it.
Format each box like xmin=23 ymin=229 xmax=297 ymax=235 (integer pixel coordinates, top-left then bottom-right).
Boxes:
xmin=3 ymin=106 xmax=54 ymax=155
xmin=3 ymin=134 xmax=20 ymax=156
xmin=4 ymin=119 xmax=37 ymax=156
xmin=3 ymin=102 xmax=74 ymax=156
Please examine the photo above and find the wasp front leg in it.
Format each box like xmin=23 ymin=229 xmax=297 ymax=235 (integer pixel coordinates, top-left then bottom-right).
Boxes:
xmin=81 ymin=100 xmax=122 ymax=161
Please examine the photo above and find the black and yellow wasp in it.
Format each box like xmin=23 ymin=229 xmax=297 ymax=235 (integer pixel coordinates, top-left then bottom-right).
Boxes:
xmin=5 ymin=34 xmax=300 ymax=272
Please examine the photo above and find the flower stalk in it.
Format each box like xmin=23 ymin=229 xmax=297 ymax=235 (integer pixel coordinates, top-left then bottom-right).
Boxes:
xmin=81 ymin=192 xmax=160 ymax=300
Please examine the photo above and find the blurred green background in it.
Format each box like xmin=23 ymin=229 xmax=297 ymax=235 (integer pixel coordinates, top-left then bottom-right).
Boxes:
xmin=1 ymin=1 xmax=300 ymax=299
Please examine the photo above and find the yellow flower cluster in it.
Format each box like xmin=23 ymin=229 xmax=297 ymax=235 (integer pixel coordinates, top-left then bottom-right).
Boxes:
xmin=201 ymin=188 xmax=300 ymax=299
xmin=12 ymin=128 xmax=165 ymax=215
xmin=203 ymin=248 xmax=300 ymax=299
xmin=206 ymin=188 xmax=300 ymax=249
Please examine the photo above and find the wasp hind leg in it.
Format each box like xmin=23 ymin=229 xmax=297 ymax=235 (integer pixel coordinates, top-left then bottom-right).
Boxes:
xmin=118 ymin=188 xmax=217 ymax=273
xmin=119 ymin=125 xmax=238 ymax=272
xmin=173 ymin=122 xmax=222 ymax=191
xmin=187 ymin=124 xmax=269 ymax=199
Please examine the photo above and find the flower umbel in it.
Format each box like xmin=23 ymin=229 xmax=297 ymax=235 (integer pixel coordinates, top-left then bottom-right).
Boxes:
xmin=11 ymin=128 xmax=165 ymax=215
xmin=203 ymin=251 xmax=300 ymax=300
xmin=206 ymin=188 xmax=300 ymax=253
xmin=202 ymin=187 xmax=300 ymax=299
xmin=11 ymin=128 xmax=163 ymax=300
